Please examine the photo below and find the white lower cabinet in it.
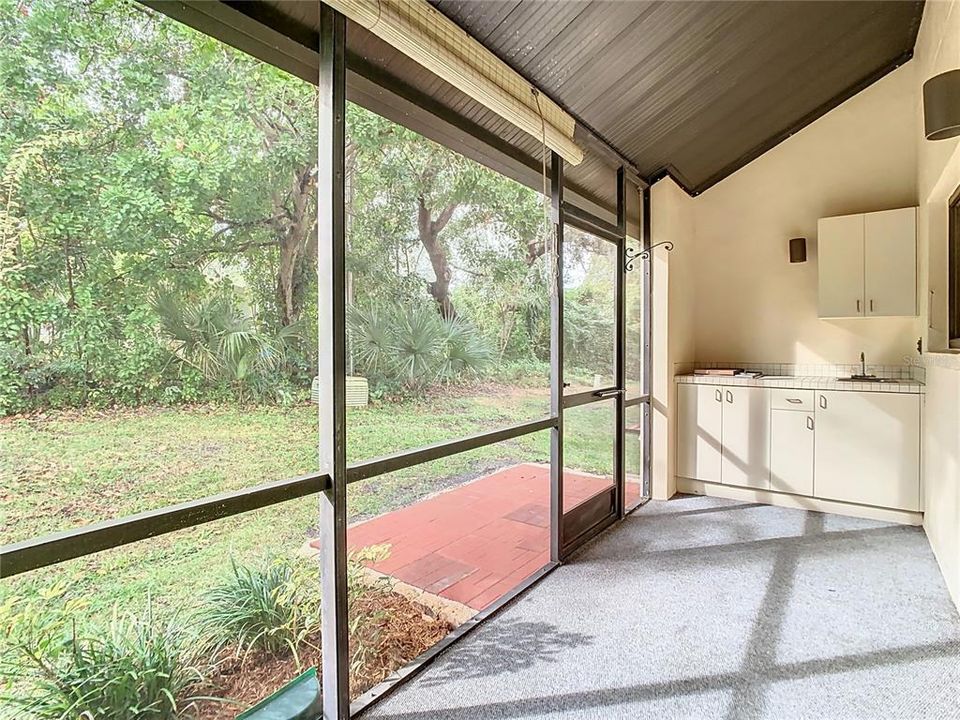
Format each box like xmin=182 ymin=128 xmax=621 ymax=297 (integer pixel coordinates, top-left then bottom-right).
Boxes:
xmin=769 ymin=409 xmax=814 ymax=496
xmin=720 ymin=386 xmax=770 ymax=489
xmin=814 ymin=390 xmax=920 ymax=511
xmin=677 ymin=384 xmax=722 ymax=483
xmin=677 ymin=383 xmax=921 ymax=512
xmin=677 ymin=384 xmax=769 ymax=488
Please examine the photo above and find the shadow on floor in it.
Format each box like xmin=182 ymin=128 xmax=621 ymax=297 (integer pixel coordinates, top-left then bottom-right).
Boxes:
xmin=366 ymin=498 xmax=960 ymax=720
xmin=418 ymin=617 xmax=594 ymax=687
xmin=370 ymin=638 xmax=960 ymax=720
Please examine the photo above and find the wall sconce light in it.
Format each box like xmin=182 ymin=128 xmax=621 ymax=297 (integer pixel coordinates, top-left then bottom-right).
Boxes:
xmin=789 ymin=237 xmax=807 ymax=263
xmin=923 ymin=69 xmax=960 ymax=141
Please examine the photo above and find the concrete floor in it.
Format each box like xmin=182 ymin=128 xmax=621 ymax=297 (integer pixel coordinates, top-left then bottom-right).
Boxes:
xmin=364 ymin=495 xmax=960 ymax=720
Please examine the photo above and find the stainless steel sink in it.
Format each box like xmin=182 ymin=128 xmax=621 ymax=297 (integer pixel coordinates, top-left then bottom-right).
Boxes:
xmin=837 ymin=376 xmax=905 ymax=384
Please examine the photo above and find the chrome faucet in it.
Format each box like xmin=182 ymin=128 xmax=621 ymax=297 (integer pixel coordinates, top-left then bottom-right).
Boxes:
xmin=839 ymin=351 xmax=893 ymax=383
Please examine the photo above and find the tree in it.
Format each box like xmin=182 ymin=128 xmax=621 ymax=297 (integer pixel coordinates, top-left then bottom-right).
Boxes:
xmin=345 ymin=106 xmax=549 ymax=323
xmin=0 ymin=0 xmax=576 ymax=412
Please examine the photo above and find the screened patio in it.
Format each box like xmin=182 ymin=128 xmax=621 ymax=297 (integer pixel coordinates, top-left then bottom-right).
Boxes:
xmin=2 ymin=1 xmax=957 ymax=719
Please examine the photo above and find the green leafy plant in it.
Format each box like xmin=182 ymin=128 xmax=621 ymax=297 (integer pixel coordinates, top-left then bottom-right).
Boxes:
xmin=438 ymin=316 xmax=493 ymax=381
xmin=154 ymin=292 xmax=302 ymax=402
xmin=348 ymin=302 xmax=492 ymax=395
xmin=0 ymin=590 xmax=210 ymax=720
xmin=198 ymin=550 xmax=393 ymax=676
xmin=198 ymin=557 xmax=322 ymax=665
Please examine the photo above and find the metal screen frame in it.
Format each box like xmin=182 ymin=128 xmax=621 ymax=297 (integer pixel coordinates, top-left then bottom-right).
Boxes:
xmin=0 ymin=4 xmax=656 ymax=718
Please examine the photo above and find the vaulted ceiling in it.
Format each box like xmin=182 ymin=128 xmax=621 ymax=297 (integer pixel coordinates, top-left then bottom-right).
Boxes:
xmin=186 ymin=1 xmax=924 ymax=209
xmin=429 ymin=0 xmax=924 ymax=194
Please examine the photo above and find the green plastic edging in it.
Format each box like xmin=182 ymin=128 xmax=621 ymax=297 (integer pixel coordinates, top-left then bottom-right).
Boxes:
xmin=236 ymin=666 xmax=322 ymax=720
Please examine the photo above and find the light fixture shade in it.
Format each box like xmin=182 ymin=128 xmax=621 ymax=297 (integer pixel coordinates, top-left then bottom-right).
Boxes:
xmin=789 ymin=237 xmax=807 ymax=263
xmin=923 ymin=69 xmax=960 ymax=141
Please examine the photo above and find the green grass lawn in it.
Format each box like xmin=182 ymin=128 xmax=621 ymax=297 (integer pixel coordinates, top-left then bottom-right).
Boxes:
xmin=0 ymin=385 xmax=625 ymax=623
xmin=0 ymin=385 xmax=637 ymax=717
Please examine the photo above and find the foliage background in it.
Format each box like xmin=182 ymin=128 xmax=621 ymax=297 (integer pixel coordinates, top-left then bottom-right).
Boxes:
xmin=0 ymin=0 xmax=625 ymax=415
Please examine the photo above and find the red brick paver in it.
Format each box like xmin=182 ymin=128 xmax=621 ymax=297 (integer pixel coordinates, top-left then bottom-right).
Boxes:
xmin=314 ymin=463 xmax=642 ymax=611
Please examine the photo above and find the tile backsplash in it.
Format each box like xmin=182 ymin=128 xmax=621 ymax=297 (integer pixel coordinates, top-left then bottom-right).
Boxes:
xmin=675 ymin=360 xmax=925 ymax=383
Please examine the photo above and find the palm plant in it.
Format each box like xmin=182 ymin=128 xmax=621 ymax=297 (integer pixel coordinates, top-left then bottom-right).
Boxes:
xmin=348 ymin=302 xmax=493 ymax=393
xmin=391 ymin=305 xmax=445 ymax=385
xmin=347 ymin=305 xmax=393 ymax=375
xmin=153 ymin=292 xmax=301 ymax=397
xmin=438 ymin=317 xmax=492 ymax=380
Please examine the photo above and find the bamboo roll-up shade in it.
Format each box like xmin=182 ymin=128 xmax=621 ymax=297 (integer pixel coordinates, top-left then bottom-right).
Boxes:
xmin=326 ymin=0 xmax=584 ymax=165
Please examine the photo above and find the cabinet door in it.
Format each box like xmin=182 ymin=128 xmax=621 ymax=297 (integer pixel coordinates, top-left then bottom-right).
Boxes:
xmin=818 ymin=214 xmax=864 ymax=318
xmin=814 ymin=391 xmax=920 ymax=510
xmin=769 ymin=410 xmax=814 ymax=496
xmin=864 ymin=207 xmax=917 ymax=317
xmin=721 ymin=386 xmax=770 ymax=489
xmin=677 ymin=384 xmax=722 ymax=483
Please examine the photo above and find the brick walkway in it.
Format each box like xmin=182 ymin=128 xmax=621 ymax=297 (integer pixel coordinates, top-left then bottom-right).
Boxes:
xmin=341 ymin=463 xmax=642 ymax=611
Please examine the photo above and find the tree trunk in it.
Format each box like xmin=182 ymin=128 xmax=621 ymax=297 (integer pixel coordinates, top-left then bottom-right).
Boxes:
xmin=417 ymin=196 xmax=458 ymax=320
xmin=526 ymin=236 xmax=546 ymax=266
xmin=275 ymin=164 xmax=317 ymax=326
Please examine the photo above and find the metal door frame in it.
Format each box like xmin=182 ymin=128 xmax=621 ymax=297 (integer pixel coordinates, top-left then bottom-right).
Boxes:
xmin=551 ymin=153 xmax=629 ymax=559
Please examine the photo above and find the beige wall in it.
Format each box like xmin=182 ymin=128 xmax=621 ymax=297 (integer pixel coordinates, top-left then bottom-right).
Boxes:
xmin=692 ymin=63 xmax=920 ymax=365
xmin=649 ymin=0 xmax=960 ymax=608
xmin=915 ymin=0 xmax=960 ymax=610
xmin=650 ymin=177 xmax=695 ymax=500
xmin=918 ymin=0 xmax=960 ymax=351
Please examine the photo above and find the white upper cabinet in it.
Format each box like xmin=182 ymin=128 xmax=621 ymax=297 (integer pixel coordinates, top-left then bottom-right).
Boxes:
xmin=817 ymin=207 xmax=917 ymax=318
xmin=864 ymin=208 xmax=917 ymax=317
xmin=818 ymin=213 xmax=865 ymax=318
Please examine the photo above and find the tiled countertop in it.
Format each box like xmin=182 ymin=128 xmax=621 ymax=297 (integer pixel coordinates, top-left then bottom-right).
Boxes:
xmin=675 ymin=374 xmax=925 ymax=394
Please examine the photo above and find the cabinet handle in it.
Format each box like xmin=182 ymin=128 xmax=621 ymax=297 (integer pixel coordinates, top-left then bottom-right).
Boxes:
xmin=856 ymin=299 xmax=861 ymax=313
xmin=819 ymin=394 xmax=827 ymax=409
xmin=726 ymin=390 xmax=733 ymax=403
xmin=806 ymin=415 xmax=814 ymax=431
xmin=786 ymin=398 xmax=802 ymax=404
xmin=870 ymin=299 xmax=874 ymax=312
xmin=715 ymin=389 xmax=722 ymax=402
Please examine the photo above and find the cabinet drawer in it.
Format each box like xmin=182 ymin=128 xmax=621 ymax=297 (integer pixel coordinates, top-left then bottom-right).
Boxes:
xmin=770 ymin=389 xmax=814 ymax=411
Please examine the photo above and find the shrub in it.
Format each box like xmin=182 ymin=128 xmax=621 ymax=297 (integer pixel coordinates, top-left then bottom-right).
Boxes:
xmin=154 ymin=292 xmax=303 ymax=404
xmin=489 ymin=357 xmax=550 ymax=386
xmin=198 ymin=558 xmax=321 ymax=663
xmin=198 ymin=549 xmax=391 ymax=673
xmin=0 ymin=343 xmax=29 ymax=415
xmin=563 ymin=286 xmax=615 ymax=378
xmin=0 ymin=592 xmax=209 ymax=720
xmin=348 ymin=302 xmax=492 ymax=396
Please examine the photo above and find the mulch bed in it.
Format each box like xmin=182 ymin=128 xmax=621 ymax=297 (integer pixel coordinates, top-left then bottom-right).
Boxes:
xmin=192 ymin=589 xmax=451 ymax=719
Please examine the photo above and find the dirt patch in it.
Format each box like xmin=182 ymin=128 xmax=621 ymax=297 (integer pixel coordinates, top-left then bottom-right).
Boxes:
xmin=192 ymin=590 xmax=451 ymax=719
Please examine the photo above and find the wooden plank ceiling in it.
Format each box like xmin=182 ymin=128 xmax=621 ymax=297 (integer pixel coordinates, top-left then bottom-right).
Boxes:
xmin=430 ymin=0 xmax=924 ymax=194
xmin=244 ymin=0 xmax=923 ymax=204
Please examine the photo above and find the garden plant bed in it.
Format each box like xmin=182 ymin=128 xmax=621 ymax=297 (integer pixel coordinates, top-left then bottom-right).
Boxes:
xmin=195 ymin=589 xmax=451 ymax=719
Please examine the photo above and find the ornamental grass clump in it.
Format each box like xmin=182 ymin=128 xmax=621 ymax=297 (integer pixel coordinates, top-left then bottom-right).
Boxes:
xmin=198 ymin=558 xmax=322 ymax=664
xmin=0 ymin=591 xmax=210 ymax=720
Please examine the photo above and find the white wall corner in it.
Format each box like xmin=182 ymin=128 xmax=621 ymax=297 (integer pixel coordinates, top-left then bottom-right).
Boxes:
xmin=650 ymin=176 xmax=696 ymax=500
